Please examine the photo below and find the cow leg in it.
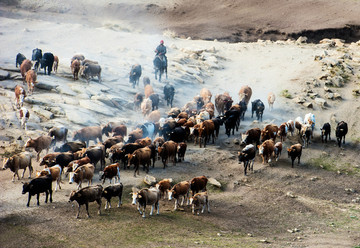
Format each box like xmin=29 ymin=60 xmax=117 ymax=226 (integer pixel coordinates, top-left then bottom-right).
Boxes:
xmin=96 ymin=199 xmax=101 ymax=215
xmin=243 ymin=161 xmax=248 ymax=176
xmin=150 ymin=204 xmax=154 ymax=216
xmin=105 ymin=200 xmax=109 ymax=210
xmin=37 ymin=193 xmax=40 ymax=206
xmin=26 ymin=194 xmax=31 ymax=207
xmin=118 ymin=195 xmax=122 ymax=207
xmin=174 ymin=199 xmax=178 ymax=210
xmin=85 ymin=203 xmax=91 ymax=218
xmin=201 ymin=204 xmax=206 ymax=214
xmin=297 ymin=156 xmax=301 ymax=165
xmin=343 ymin=135 xmax=346 ymax=144
xmin=291 ymin=159 xmax=295 ymax=168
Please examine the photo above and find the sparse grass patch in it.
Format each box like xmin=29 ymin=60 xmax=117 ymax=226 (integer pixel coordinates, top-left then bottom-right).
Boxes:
xmin=280 ymin=89 xmax=292 ymax=99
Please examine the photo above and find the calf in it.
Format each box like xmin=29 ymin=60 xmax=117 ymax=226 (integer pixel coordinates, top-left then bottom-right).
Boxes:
xmin=14 ymin=85 xmax=26 ymax=109
xmin=16 ymin=53 xmax=26 ymax=68
xmin=73 ymin=126 xmax=102 ymax=147
xmin=177 ymin=142 xmax=187 ymax=162
xmin=69 ymin=185 xmax=102 ymax=218
xmin=300 ymin=124 xmax=312 ymax=148
xmin=238 ymin=144 xmax=256 ymax=175
xmin=19 ymin=107 xmax=29 ymax=130
xmin=238 ymin=85 xmax=252 ymax=104
xmin=267 ymin=92 xmax=275 ymax=111
xmin=22 ymin=174 xmax=52 ymax=207
xmin=82 ymin=63 xmax=101 ymax=83
xmin=100 ymin=163 xmax=121 ymax=184
xmin=164 ymin=83 xmax=175 ymax=107
xmin=241 ymin=128 xmax=261 ymax=147
xmin=69 ymin=163 xmax=95 ymax=190
xmin=251 ymin=99 xmax=265 ymax=121
xmin=287 ymin=144 xmax=302 ymax=167
xmin=198 ymin=120 xmax=215 ymax=148
xmin=200 ymin=88 xmax=212 ymax=104
xmin=149 ymin=93 xmax=159 ymax=111
xmin=2 ymin=152 xmax=33 ymax=182
xmin=158 ymin=141 xmax=177 ymax=169
xmin=71 ymin=59 xmax=80 ymax=80
xmin=304 ymin=113 xmax=315 ymax=135
xmin=129 ymin=64 xmax=142 ymax=88
xmin=102 ymin=183 xmax=123 ymax=210
xmin=321 ymin=123 xmax=331 ymax=143
xmin=286 ymin=120 xmax=295 ymax=136
xmin=295 ymin=117 xmax=303 ymax=135
xmin=274 ymin=142 xmax=283 ymax=161
xmin=261 ymin=124 xmax=278 ymax=142
xmin=20 ymin=59 xmax=33 ymax=81
xmin=25 ymin=69 xmax=37 ymax=95
xmin=156 ymin=179 xmax=172 ymax=199
xmin=144 ymin=84 xmax=154 ymax=98
xmin=131 ymin=187 xmax=160 ymax=218
xmin=102 ymin=122 xmax=127 ymax=137
xmin=278 ymin=123 xmax=288 ymax=142
xmin=336 ymin=121 xmax=348 ymax=147
xmin=258 ymin=139 xmax=275 ymax=164
xmin=25 ymin=135 xmax=52 ymax=161
xmin=141 ymin=98 xmax=152 ymax=116
xmin=71 ymin=54 xmax=85 ymax=64
xmin=65 ymin=156 xmax=91 ymax=176
xmin=190 ymin=192 xmax=210 ymax=215
xmin=190 ymin=176 xmax=208 ymax=196
xmin=168 ymin=181 xmax=190 ymax=210
xmin=53 ymin=55 xmax=59 ymax=73
xmin=40 ymin=52 xmax=54 ymax=75
xmin=36 ymin=164 xmax=62 ymax=191
xmin=49 ymin=127 xmax=68 ymax=147
xmin=134 ymin=93 xmax=144 ymax=111
xmin=128 ymin=147 xmax=152 ymax=177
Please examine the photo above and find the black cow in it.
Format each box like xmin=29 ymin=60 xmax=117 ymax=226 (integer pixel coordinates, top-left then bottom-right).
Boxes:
xmin=69 ymin=185 xmax=102 ymax=218
xmin=164 ymin=83 xmax=175 ymax=107
xmin=224 ymin=110 xmax=240 ymax=137
xmin=102 ymin=183 xmax=123 ymax=209
xmin=320 ymin=123 xmax=331 ymax=143
xmin=54 ymin=141 xmax=86 ymax=153
xmin=149 ymin=93 xmax=159 ymax=111
xmin=84 ymin=147 xmax=105 ymax=170
xmin=336 ymin=121 xmax=348 ymax=147
xmin=83 ymin=64 xmax=101 ymax=83
xmin=129 ymin=64 xmax=142 ymax=88
xmin=238 ymin=144 xmax=256 ymax=176
xmin=160 ymin=122 xmax=175 ymax=141
xmin=211 ymin=117 xmax=223 ymax=138
xmin=55 ymin=152 xmax=75 ymax=169
xmin=40 ymin=52 xmax=54 ymax=75
xmin=32 ymin=48 xmax=42 ymax=71
xmin=251 ymin=99 xmax=265 ymax=121
xmin=238 ymin=100 xmax=247 ymax=121
xmin=169 ymin=127 xmax=187 ymax=143
xmin=16 ymin=53 xmax=26 ymax=68
xmin=22 ymin=174 xmax=53 ymax=207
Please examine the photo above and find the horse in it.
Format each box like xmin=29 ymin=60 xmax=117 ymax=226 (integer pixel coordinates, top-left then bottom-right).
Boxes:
xmin=153 ymin=55 xmax=167 ymax=82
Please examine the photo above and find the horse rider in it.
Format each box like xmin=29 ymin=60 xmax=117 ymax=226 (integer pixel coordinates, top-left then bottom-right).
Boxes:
xmin=155 ymin=40 xmax=167 ymax=66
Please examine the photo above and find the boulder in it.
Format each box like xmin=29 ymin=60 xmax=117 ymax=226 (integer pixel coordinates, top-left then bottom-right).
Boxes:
xmin=0 ymin=69 xmax=10 ymax=80
xmin=333 ymin=93 xmax=342 ymax=99
xmin=296 ymin=36 xmax=307 ymax=44
xmin=208 ymin=178 xmax=221 ymax=188
xmin=293 ymin=96 xmax=306 ymax=104
xmin=35 ymin=81 xmax=59 ymax=90
xmin=79 ymin=100 xmax=116 ymax=117
xmin=56 ymin=84 xmax=77 ymax=96
xmin=143 ymin=175 xmax=157 ymax=186
xmin=60 ymin=104 xmax=99 ymax=126
xmin=0 ymin=80 xmax=17 ymax=90
xmin=32 ymin=106 xmax=54 ymax=120
xmin=314 ymin=98 xmax=327 ymax=108
xmin=324 ymin=93 xmax=334 ymax=99
xmin=303 ymin=102 xmax=313 ymax=108
xmin=332 ymin=76 xmax=345 ymax=87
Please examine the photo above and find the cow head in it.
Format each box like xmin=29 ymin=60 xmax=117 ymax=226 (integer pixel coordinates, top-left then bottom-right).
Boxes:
xmin=241 ymin=133 xmax=248 ymax=146
xmin=131 ymin=188 xmax=140 ymax=205
xmin=22 ymin=182 xmax=32 ymax=194
xmin=258 ymin=145 xmax=264 ymax=155
xmin=25 ymin=138 xmax=34 ymax=148
xmin=168 ymin=189 xmax=175 ymax=201
xmin=2 ymin=157 xmax=11 ymax=170
xmin=238 ymin=152 xmax=247 ymax=163
xmin=69 ymin=190 xmax=79 ymax=202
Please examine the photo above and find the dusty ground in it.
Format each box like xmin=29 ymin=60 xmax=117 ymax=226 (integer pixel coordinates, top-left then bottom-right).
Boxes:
xmin=1 ymin=0 xmax=360 ymax=247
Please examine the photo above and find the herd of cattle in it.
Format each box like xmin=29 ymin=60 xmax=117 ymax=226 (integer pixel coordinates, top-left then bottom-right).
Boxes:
xmin=2 ymin=50 xmax=350 ymax=218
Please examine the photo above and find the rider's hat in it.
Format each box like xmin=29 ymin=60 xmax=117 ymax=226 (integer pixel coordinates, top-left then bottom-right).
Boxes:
xmin=160 ymin=40 xmax=164 ymax=44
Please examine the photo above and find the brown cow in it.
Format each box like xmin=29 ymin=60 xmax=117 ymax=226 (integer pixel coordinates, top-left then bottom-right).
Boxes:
xmin=198 ymin=120 xmax=215 ymax=148
xmin=19 ymin=107 xmax=30 ymax=130
xmin=258 ymin=139 xmax=275 ymax=164
xmin=135 ymin=137 xmax=151 ymax=147
xmin=215 ymin=93 xmax=233 ymax=115
xmin=69 ymin=163 xmax=95 ymax=189
xmin=69 ymin=185 xmax=102 ymax=218
xmin=2 ymin=152 xmax=33 ymax=182
xmin=20 ymin=59 xmax=32 ymax=80
xmin=112 ymin=125 xmax=127 ymax=137
xmin=14 ymin=85 xmax=26 ymax=109
xmin=25 ymin=135 xmax=52 ymax=161
xmin=261 ymin=124 xmax=279 ymax=142
xmin=158 ymin=141 xmax=177 ymax=169
xmin=200 ymin=88 xmax=212 ymax=104
xmin=25 ymin=69 xmax=37 ymax=95
xmin=295 ymin=117 xmax=303 ymax=135
xmin=73 ymin=126 xmax=102 ymax=147
xmin=177 ymin=112 xmax=188 ymax=119
xmin=190 ymin=176 xmax=208 ymax=196
xmin=39 ymin=152 xmax=61 ymax=167
xmin=156 ymin=179 xmax=172 ymax=199
xmin=241 ymin=127 xmax=261 ymax=147
xmin=168 ymin=181 xmax=190 ymax=210
xmin=53 ymin=55 xmax=59 ymax=73
xmin=131 ymin=187 xmax=160 ymax=218
xmin=134 ymin=92 xmax=144 ymax=111
xmin=65 ymin=156 xmax=91 ymax=176
xmin=141 ymin=98 xmax=152 ymax=116
xmin=147 ymin=110 xmax=161 ymax=123
xmin=287 ymin=143 xmax=302 ymax=167
xmin=128 ymin=128 xmax=143 ymax=143
xmin=238 ymin=85 xmax=252 ymax=104
xmin=286 ymin=120 xmax=295 ymax=136
xmin=189 ymin=192 xmax=210 ymax=215
xmin=274 ymin=142 xmax=283 ymax=161
xmin=177 ymin=142 xmax=187 ymax=162
xmin=100 ymin=163 xmax=121 ymax=184
xmin=278 ymin=123 xmax=288 ymax=142
xmin=36 ymin=164 xmax=62 ymax=191
xmin=71 ymin=59 xmax=80 ymax=80
xmin=267 ymin=92 xmax=275 ymax=111
xmin=128 ymin=147 xmax=152 ymax=177
xmin=144 ymin=84 xmax=154 ymax=98
xmin=153 ymin=137 xmax=165 ymax=149
xmin=300 ymin=124 xmax=312 ymax=148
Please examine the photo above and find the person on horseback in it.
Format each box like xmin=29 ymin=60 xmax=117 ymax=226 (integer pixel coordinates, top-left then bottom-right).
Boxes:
xmin=155 ymin=40 xmax=167 ymax=67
